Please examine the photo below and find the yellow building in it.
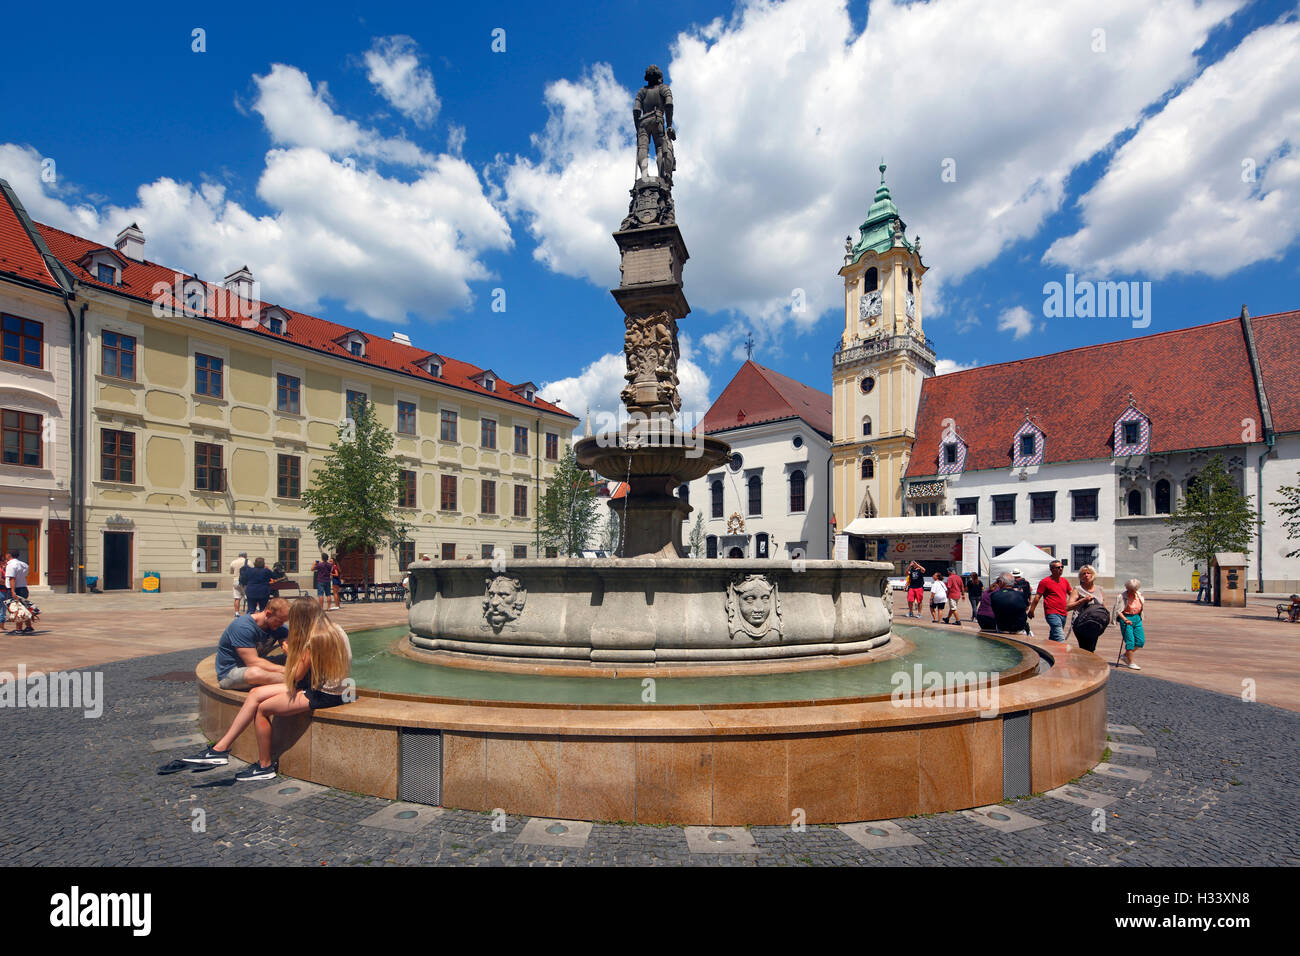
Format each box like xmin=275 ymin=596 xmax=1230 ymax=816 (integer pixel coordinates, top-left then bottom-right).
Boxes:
xmin=831 ymin=164 xmax=934 ymax=529
xmin=23 ymin=213 xmax=575 ymax=591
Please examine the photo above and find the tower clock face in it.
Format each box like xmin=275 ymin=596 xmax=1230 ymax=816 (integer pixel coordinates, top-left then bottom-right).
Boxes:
xmin=859 ymin=290 xmax=882 ymax=322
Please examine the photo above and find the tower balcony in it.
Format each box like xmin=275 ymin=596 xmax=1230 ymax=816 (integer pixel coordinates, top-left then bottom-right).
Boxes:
xmin=833 ymin=333 xmax=936 ymax=373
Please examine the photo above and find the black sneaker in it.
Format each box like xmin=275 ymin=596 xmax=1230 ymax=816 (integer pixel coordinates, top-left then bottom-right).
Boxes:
xmin=180 ymin=746 xmax=230 ymax=766
xmin=234 ymin=761 xmax=278 ymax=782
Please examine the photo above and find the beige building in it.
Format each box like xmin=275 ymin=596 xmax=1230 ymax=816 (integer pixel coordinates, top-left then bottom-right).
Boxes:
xmin=831 ymin=164 xmax=934 ymax=531
xmin=2 ymin=180 xmax=576 ymax=591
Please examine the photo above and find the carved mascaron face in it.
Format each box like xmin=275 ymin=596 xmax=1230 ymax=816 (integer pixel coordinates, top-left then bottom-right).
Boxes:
xmin=740 ymin=586 xmax=771 ymax=626
xmin=483 ymin=575 xmax=526 ymax=630
xmin=727 ymin=574 xmax=781 ymax=640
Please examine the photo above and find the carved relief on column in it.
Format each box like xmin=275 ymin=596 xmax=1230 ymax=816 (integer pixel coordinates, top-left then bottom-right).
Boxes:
xmin=620 ymin=309 xmax=681 ymax=412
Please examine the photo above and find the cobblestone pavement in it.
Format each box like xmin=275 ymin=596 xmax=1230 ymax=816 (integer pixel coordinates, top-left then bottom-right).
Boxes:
xmin=1 ymin=645 xmax=1296 ymax=866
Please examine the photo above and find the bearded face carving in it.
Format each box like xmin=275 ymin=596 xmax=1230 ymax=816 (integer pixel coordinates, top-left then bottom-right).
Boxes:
xmin=726 ymin=574 xmax=781 ymax=640
xmin=482 ymin=574 xmax=527 ymax=631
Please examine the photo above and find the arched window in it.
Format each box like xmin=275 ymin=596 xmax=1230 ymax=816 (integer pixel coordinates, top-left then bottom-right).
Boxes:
xmin=862 ymin=267 xmax=878 ymax=293
xmin=677 ymin=484 xmax=689 ymax=505
xmin=1155 ymin=479 xmax=1171 ymax=514
xmin=748 ymin=474 xmax=762 ymax=516
xmin=861 ymin=415 xmax=872 ymax=437
xmin=861 ymin=459 xmax=875 ymax=480
xmin=705 ymin=535 xmax=717 ymax=559
xmin=789 ymin=470 xmax=806 ymax=513
xmin=1127 ymin=489 xmax=1142 ymax=516
xmin=711 ymin=480 xmax=723 ymax=518
xmin=907 ymin=268 xmax=914 ymax=293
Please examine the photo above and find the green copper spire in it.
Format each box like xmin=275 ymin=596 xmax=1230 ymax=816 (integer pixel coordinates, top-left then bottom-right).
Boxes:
xmin=848 ymin=160 xmax=914 ymax=264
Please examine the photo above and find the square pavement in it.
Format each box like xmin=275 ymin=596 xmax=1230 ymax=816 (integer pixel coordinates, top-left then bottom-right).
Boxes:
xmin=1045 ymin=784 xmax=1118 ymax=809
xmin=1092 ymin=763 xmax=1153 ymax=782
xmin=357 ymin=803 xmax=444 ymax=833
xmin=515 ymin=818 xmax=592 ymax=848
xmin=148 ymin=733 xmax=207 ymax=752
xmin=683 ymin=826 xmax=761 ymax=854
xmin=1110 ymin=742 xmax=1158 ymax=758
xmin=838 ymin=821 xmax=926 ymax=850
xmin=245 ymin=779 xmax=329 ymax=807
xmin=961 ymin=805 xmax=1049 ymax=833
xmin=1106 ymin=723 xmax=1144 ymax=735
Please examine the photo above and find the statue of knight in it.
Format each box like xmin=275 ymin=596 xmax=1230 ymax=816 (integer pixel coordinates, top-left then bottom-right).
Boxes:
xmin=634 ymin=64 xmax=675 ymax=184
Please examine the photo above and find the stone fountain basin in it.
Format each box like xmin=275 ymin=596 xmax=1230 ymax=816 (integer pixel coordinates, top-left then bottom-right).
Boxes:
xmin=574 ymin=432 xmax=732 ymax=484
xmin=408 ymin=558 xmax=894 ymax=665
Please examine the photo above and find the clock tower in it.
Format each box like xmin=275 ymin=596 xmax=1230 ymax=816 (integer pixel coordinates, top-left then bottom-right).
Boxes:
xmin=831 ymin=163 xmax=935 ymax=529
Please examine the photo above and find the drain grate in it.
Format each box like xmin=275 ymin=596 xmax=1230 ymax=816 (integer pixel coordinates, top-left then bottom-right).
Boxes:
xmin=1002 ymin=710 xmax=1031 ymax=799
xmin=398 ymin=728 xmax=442 ymax=805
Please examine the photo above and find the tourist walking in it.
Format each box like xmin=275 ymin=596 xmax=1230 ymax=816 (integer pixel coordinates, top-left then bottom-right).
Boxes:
xmin=243 ymin=557 xmax=275 ymax=614
xmin=929 ymin=569 xmax=948 ymax=623
xmin=1114 ymin=579 xmax=1146 ymax=669
xmin=1066 ymin=564 xmax=1108 ymax=652
xmin=1196 ymin=567 xmax=1212 ymax=604
xmin=330 ymin=554 xmax=343 ymax=610
xmin=1027 ymin=560 xmax=1072 ymax=643
xmin=966 ymin=573 xmax=983 ymax=622
xmin=230 ymin=551 xmax=248 ymax=616
xmin=905 ymin=561 xmax=926 ymax=618
xmin=943 ymin=568 xmax=965 ymax=625
xmin=2 ymin=551 xmax=33 ymax=634
xmin=311 ymin=553 xmax=333 ymax=610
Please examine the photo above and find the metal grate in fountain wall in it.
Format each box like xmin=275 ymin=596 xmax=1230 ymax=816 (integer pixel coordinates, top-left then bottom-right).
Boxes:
xmin=398 ymin=728 xmax=442 ymax=805
xmin=1002 ymin=710 xmax=1032 ymax=799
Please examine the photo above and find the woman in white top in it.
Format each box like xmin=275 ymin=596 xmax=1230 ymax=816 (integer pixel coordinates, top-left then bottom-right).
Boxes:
xmin=1066 ymin=564 xmax=1105 ymax=634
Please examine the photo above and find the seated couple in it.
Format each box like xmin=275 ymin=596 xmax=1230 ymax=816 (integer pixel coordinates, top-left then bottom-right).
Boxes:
xmin=185 ymin=596 xmax=352 ymax=781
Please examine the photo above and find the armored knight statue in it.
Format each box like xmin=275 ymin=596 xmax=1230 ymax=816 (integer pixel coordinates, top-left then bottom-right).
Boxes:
xmin=634 ymin=64 xmax=675 ymax=184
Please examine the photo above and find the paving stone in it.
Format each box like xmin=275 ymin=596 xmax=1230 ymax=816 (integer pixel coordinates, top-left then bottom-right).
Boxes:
xmin=838 ymin=821 xmax=926 ymax=849
xmin=148 ymin=733 xmax=206 ymax=752
xmin=1106 ymin=723 xmax=1143 ymax=735
xmin=245 ymin=780 xmax=329 ymax=807
xmin=1092 ymin=763 xmax=1153 ymax=782
xmin=683 ymin=826 xmax=760 ymax=854
xmin=357 ymin=803 xmax=444 ymax=833
xmin=515 ymin=818 xmax=593 ymax=848
xmin=1111 ymin=742 xmax=1158 ymax=757
xmin=961 ymin=805 xmax=1049 ymax=833
xmin=1045 ymin=784 xmax=1119 ymax=809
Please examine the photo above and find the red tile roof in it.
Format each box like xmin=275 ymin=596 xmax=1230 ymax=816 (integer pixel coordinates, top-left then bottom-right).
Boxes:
xmin=1247 ymin=311 xmax=1300 ymax=435
xmin=905 ymin=314 xmax=1295 ymax=478
xmin=0 ymin=183 xmax=61 ymax=292
xmin=702 ymin=360 xmax=833 ymax=438
xmin=27 ymin=218 xmax=575 ymax=420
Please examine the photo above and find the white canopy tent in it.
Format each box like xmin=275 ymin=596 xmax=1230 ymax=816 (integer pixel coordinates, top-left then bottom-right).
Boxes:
xmin=987 ymin=540 xmax=1055 ymax=584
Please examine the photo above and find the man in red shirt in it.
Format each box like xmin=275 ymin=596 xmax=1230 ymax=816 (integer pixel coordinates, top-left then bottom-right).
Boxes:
xmin=943 ymin=569 xmax=966 ymax=625
xmin=1028 ymin=560 xmax=1072 ymax=642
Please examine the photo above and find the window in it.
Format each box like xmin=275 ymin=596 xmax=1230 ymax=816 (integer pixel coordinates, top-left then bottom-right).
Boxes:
xmin=349 ymin=340 xmax=363 ymax=356
xmin=2 ymin=314 xmax=43 ymax=368
xmin=2 ymin=410 xmax=42 ymax=468
xmin=862 ymin=416 xmax=872 ymax=437
xmin=789 ymin=470 xmax=806 ymax=512
xmin=276 ymin=373 xmax=300 ymax=414
xmin=913 ymin=502 xmax=939 ymax=517
xmin=677 ymin=484 xmax=689 ymax=505
xmin=481 ymin=419 xmax=497 ymax=449
xmin=277 ymin=455 xmax=301 ymax=498
xmin=441 ymin=475 xmax=457 ymax=511
xmin=1020 ymin=434 xmax=1036 ymax=457
xmin=1072 ymin=544 xmax=1098 ymax=571
xmin=194 ymin=443 xmax=224 ymax=492
xmin=1123 ymin=421 xmax=1140 ymax=445
xmin=747 ymin=475 xmax=762 ymax=515
xmin=483 ymin=376 xmax=495 ymax=392
xmin=944 ymin=443 xmax=958 ymax=465
xmin=101 ymin=429 xmax=134 ymax=483
xmin=513 ymin=545 xmax=528 ymax=560
xmin=907 ymin=268 xmax=914 ymax=293
xmin=706 ymin=535 xmax=718 ymax=559
xmin=196 ymin=535 xmax=221 ymax=574
xmin=278 ymin=538 xmax=299 ymax=573
xmin=514 ymin=425 xmax=529 ymax=455
xmin=756 ymin=533 xmax=770 ymax=558
xmin=102 ymin=331 xmax=136 ymax=381
xmin=1155 ymin=479 xmax=1171 ymax=514
xmin=398 ymin=540 xmax=415 ymax=571
xmin=863 ymin=267 xmax=878 ymax=293
xmin=1127 ymin=489 xmax=1143 ymax=516
xmin=401 ymin=470 xmax=417 ymax=508
xmin=441 ymin=409 xmax=457 ymax=442
xmin=398 ymin=401 xmax=417 ymax=436
xmin=861 ymin=459 xmax=874 ymax=480
xmin=956 ymin=497 xmax=978 ymax=517
xmin=481 ymin=544 xmax=494 ymax=559
xmin=546 ymin=432 xmax=559 ymax=460
xmin=859 ymin=376 xmax=875 ymax=394
xmin=1029 ymin=492 xmax=1055 ymax=522
xmin=792 ymin=435 xmax=804 ymax=449
xmin=266 ymin=316 xmax=284 ymax=334
xmin=1071 ymin=489 xmax=1099 ymax=520
xmin=728 ymin=453 xmax=744 ymax=472
xmin=442 ymin=543 xmax=456 ymax=560
xmin=545 ymin=547 xmax=559 ymax=558
xmin=97 ymin=263 xmax=116 ymax=284
xmin=481 ymin=479 xmax=496 ymax=514
xmin=346 ymin=390 xmax=367 ymax=418
xmin=711 ymin=480 xmax=723 ymax=518
xmin=195 ymin=353 xmax=223 ymax=397
xmin=992 ymin=546 xmax=1012 ymax=558
xmin=1128 ymin=536 xmax=1139 ymax=551
xmin=992 ymin=494 xmax=1016 ymax=524
xmin=513 ymin=484 xmax=528 ymax=517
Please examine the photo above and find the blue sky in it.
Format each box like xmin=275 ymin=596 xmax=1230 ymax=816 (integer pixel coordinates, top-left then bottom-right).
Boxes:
xmin=2 ymin=0 xmax=1297 ymax=425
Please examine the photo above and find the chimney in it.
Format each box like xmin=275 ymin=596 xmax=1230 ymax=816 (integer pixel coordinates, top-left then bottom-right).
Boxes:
xmin=391 ymin=332 xmax=412 ymax=346
xmin=223 ymin=265 xmax=255 ymax=301
xmin=114 ymin=223 xmax=145 ymax=262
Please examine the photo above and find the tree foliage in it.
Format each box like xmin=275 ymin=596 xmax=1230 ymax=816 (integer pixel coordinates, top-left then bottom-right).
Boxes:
xmin=539 ymin=445 xmax=602 ymax=556
xmin=1272 ymin=472 xmax=1300 ymax=559
xmin=1166 ymin=455 xmax=1257 ymax=571
xmin=688 ymin=510 xmax=706 ymax=558
xmin=301 ymin=399 xmax=408 ymax=555
xmin=602 ymin=507 xmax=622 ymax=555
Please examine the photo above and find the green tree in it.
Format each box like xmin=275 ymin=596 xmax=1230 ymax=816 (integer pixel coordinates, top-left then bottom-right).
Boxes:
xmin=688 ymin=510 xmax=705 ymax=558
xmin=301 ymin=399 xmax=408 ymax=556
xmin=539 ymin=445 xmax=602 ymax=556
xmin=1166 ymin=454 xmax=1257 ymax=575
xmin=1272 ymin=472 xmax=1300 ymax=558
xmin=602 ymin=507 xmax=622 ymax=555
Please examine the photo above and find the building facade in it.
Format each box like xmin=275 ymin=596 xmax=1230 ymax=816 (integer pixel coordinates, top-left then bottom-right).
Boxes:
xmin=903 ymin=309 xmax=1300 ymax=592
xmin=831 ymin=164 xmax=935 ymax=531
xmin=0 ymin=179 xmax=577 ymax=591
xmin=681 ymin=360 xmax=833 ymax=560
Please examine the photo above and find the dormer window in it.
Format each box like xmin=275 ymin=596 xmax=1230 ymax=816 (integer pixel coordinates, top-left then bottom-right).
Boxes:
xmin=337 ymin=332 xmax=367 ymax=358
xmin=182 ymin=278 xmax=206 ymax=314
xmin=472 ymin=369 xmax=500 ymax=393
xmin=97 ymin=264 xmax=116 ymax=285
xmin=1113 ymin=403 xmax=1150 ymax=457
xmin=257 ymin=306 xmax=289 ymax=336
xmin=945 ymin=442 xmax=959 ymax=465
xmin=512 ymin=380 xmax=539 ymax=403
xmin=1012 ymin=419 xmax=1045 ymax=467
xmin=483 ymin=375 xmax=495 ymax=392
xmin=268 ymin=317 xmax=284 ymax=335
xmin=418 ymin=355 xmax=444 ymax=378
xmin=349 ymin=340 xmax=363 ymax=356
xmin=937 ymin=427 xmax=966 ymax=476
xmin=1123 ymin=422 xmax=1139 ymax=445
xmin=1020 ymin=434 xmax=1036 ymax=457
xmin=79 ymin=248 xmax=127 ymax=286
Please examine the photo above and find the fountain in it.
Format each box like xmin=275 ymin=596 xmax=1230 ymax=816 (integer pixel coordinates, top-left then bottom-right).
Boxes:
xmin=196 ymin=65 xmax=1106 ymax=825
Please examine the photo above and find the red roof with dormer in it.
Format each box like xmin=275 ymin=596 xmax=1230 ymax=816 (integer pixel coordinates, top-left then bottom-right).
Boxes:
xmin=26 ymin=217 xmax=575 ymax=420
xmin=701 ymin=360 xmax=833 ymax=438
xmin=904 ymin=312 xmax=1300 ymax=477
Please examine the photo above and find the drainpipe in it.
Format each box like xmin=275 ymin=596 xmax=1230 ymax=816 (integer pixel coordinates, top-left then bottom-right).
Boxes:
xmin=535 ymin=417 xmax=541 ymax=555
xmin=1257 ymin=437 xmax=1273 ymax=592
xmin=1238 ymin=303 xmax=1275 ymax=593
xmin=58 ymin=296 xmax=87 ymax=593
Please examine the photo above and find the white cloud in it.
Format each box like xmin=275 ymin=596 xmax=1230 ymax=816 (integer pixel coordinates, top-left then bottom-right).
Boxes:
xmin=1045 ymin=17 xmax=1300 ymax=278
xmin=499 ymin=0 xmax=1239 ymax=338
xmin=365 ymin=36 xmax=441 ymax=128
xmin=935 ymin=358 xmax=979 ymax=375
xmin=996 ymin=306 xmax=1037 ymax=340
